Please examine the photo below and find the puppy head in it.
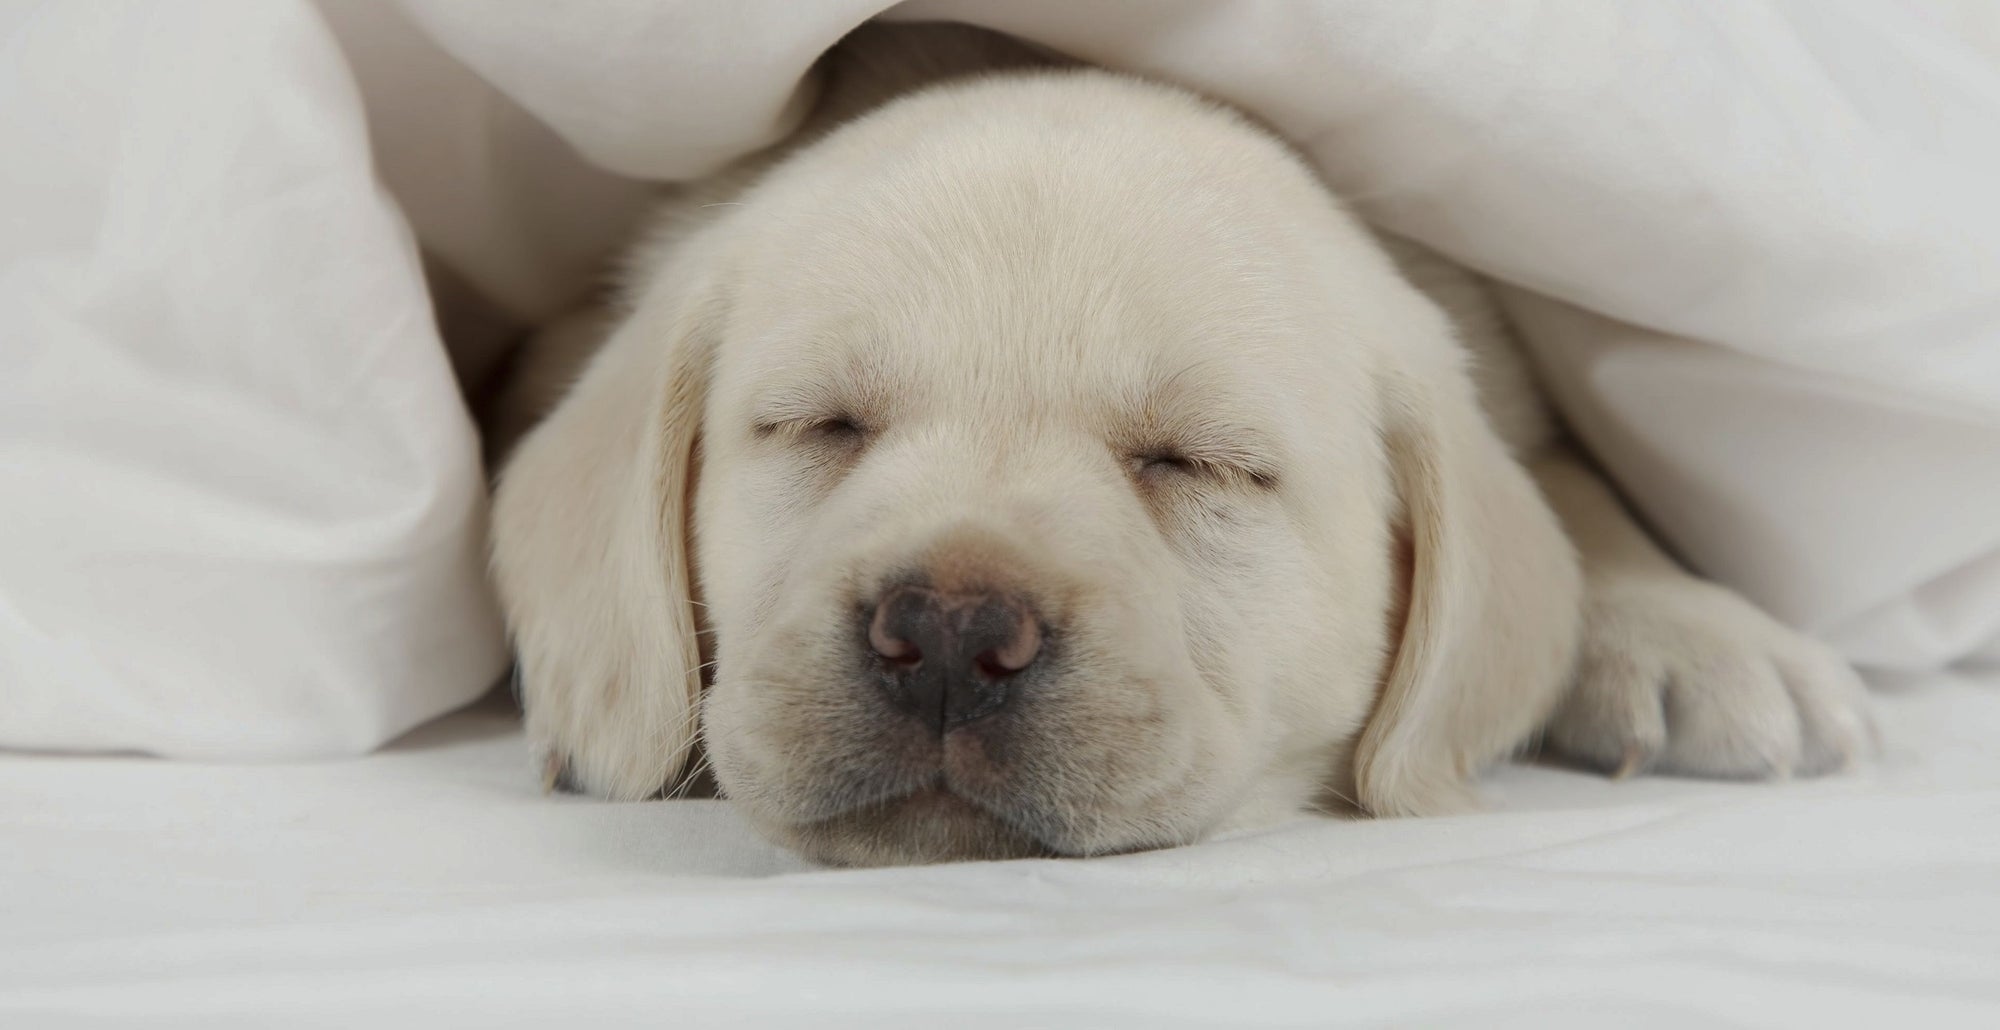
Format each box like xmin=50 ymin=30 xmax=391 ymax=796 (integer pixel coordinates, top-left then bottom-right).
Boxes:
xmin=491 ymin=73 xmax=1579 ymax=865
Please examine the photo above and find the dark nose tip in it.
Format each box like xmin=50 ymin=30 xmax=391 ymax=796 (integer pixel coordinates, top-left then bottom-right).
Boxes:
xmin=867 ymin=585 xmax=1042 ymax=731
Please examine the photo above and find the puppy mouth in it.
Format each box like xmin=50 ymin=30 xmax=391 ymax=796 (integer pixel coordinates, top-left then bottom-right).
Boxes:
xmin=791 ymin=776 xmax=1061 ymax=864
xmin=883 ymin=781 xmax=1006 ymax=824
xmin=739 ymin=671 xmax=1072 ymax=855
xmin=720 ymin=654 xmax=1193 ymax=863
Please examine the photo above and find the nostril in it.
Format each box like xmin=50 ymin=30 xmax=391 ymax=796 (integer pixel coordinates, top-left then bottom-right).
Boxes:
xmin=976 ymin=617 xmax=1041 ymax=678
xmin=867 ymin=599 xmax=920 ymax=665
xmin=973 ymin=649 xmax=1019 ymax=680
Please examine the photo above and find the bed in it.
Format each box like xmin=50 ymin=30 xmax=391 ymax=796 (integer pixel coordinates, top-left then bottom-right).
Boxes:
xmin=5 ymin=669 xmax=1997 ymax=1026
xmin=6 ymin=3 xmax=2000 ymax=1025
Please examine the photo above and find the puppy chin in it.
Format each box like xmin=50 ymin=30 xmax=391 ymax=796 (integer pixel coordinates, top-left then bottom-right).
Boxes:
xmin=772 ymin=788 xmax=1056 ymax=866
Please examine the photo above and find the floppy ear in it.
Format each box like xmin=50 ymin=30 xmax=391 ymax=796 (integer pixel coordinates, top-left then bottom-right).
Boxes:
xmin=488 ymin=234 xmax=724 ymax=801
xmin=1353 ymin=325 xmax=1583 ymax=817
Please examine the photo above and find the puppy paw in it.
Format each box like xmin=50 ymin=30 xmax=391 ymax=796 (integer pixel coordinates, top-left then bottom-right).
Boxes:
xmin=1546 ymin=576 xmax=1875 ymax=780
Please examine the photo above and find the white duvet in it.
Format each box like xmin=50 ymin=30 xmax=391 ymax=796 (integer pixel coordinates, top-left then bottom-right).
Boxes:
xmin=4 ymin=0 xmax=1998 ymax=758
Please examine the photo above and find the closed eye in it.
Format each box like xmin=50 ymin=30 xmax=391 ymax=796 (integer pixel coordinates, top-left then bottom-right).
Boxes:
xmin=754 ymin=414 xmax=871 ymax=445
xmin=1130 ymin=450 xmax=1279 ymax=490
xmin=1136 ymin=452 xmax=1197 ymax=475
xmin=805 ymin=415 xmax=865 ymax=440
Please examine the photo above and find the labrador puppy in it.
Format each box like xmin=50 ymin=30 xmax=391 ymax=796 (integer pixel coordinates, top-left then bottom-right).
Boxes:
xmin=486 ymin=25 xmax=1873 ymax=866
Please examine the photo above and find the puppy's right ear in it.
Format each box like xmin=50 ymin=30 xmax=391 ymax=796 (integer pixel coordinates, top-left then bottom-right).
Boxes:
xmin=489 ymin=229 xmax=727 ymax=801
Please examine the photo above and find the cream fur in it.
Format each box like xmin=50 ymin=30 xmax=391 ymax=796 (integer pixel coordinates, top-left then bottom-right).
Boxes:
xmin=487 ymin=25 xmax=1871 ymax=866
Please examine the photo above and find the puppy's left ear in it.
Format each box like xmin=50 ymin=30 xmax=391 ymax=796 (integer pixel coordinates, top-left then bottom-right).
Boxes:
xmin=1354 ymin=310 xmax=1582 ymax=817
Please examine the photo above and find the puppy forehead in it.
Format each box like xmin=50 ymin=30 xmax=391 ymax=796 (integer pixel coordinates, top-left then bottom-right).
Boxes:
xmin=712 ymin=74 xmax=1402 ymax=436
xmin=725 ymin=186 xmax=1308 ymax=424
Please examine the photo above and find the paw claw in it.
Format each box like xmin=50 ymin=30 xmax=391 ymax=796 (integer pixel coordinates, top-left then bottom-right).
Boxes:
xmin=540 ymin=750 xmax=571 ymax=794
xmin=1612 ymin=745 xmax=1646 ymax=780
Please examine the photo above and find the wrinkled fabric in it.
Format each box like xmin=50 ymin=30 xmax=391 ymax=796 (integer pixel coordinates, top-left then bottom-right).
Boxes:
xmin=4 ymin=0 xmax=1998 ymax=760
xmin=379 ymin=0 xmax=2000 ymax=671
xmin=0 ymin=1 xmax=505 ymax=757
xmin=3 ymin=672 xmax=1997 ymax=1026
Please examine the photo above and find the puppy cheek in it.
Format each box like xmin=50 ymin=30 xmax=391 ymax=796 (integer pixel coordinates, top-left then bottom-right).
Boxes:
xmin=693 ymin=681 xmax=758 ymax=803
xmin=705 ymin=614 xmax=878 ymax=809
xmin=693 ymin=502 xmax=797 ymax=645
xmin=1171 ymin=530 xmax=1288 ymax=732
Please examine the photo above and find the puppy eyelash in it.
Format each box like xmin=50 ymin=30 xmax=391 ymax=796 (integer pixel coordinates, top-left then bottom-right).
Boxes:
xmin=754 ymin=415 xmax=869 ymax=442
xmin=1131 ymin=451 xmax=1280 ymax=491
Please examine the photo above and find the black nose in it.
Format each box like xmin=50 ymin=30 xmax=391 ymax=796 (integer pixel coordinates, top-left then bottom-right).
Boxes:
xmin=867 ymin=585 xmax=1042 ymax=731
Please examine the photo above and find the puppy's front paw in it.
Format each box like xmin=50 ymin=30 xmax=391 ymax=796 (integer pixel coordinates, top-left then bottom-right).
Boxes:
xmin=1547 ymin=576 xmax=1874 ymax=780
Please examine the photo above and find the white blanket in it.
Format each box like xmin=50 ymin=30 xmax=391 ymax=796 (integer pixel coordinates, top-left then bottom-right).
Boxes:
xmin=377 ymin=0 xmax=2000 ymax=666
xmin=5 ymin=1 xmax=1998 ymax=759
xmin=4 ymin=669 xmax=1997 ymax=1026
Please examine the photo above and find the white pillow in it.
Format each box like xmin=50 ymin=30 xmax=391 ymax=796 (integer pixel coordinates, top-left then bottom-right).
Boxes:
xmin=0 ymin=0 xmax=505 ymax=757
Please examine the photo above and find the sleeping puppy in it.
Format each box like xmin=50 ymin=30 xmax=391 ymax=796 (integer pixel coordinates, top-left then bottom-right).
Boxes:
xmin=486 ymin=25 xmax=1873 ymax=865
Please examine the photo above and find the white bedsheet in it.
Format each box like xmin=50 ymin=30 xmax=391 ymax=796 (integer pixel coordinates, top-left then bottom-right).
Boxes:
xmin=5 ymin=669 xmax=1997 ymax=1027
